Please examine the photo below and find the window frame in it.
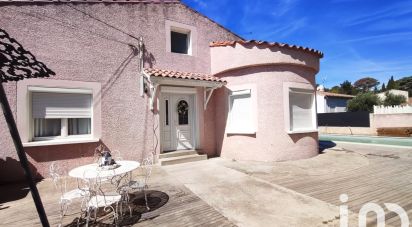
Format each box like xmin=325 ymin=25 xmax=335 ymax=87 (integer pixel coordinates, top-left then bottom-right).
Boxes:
xmin=283 ymin=82 xmax=318 ymax=134
xmin=17 ymin=79 xmax=102 ymax=147
xmin=32 ymin=118 xmax=92 ymax=142
xmin=30 ymin=88 xmax=93 ymax=142
xmin=170 ymin=29 xmax=190 ymax=55
xmin=226 ymin=85 xmax=257 ymax=135
xmin=165 ymin=20 xmax=197 ymax=56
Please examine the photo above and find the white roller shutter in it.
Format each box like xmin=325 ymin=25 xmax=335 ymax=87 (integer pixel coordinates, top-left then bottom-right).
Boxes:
xmin=32 ymin=92 xmax=92 ymax=119
xmin=289 ymin=91 xmax=314 ymax=131
xmin=228 ymin=89 xmax=254 ymax=133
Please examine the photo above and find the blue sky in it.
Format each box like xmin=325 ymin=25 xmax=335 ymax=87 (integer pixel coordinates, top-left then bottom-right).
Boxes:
xmin=182 ymin=0 xmax=412 ymax=88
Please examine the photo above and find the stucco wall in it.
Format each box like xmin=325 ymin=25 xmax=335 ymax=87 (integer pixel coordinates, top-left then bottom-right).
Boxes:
xmin=213 ymin=64 xmax=320 ymax=162
xmin=211 ymin=42 xmax=321 ymax=162
xmin=0 ymin=2 xmax=239 ymax=183
xmin=211 ymin=43 xmax=319 ymax=75
xmin=371 ymin=113 xmax=412 ymax=129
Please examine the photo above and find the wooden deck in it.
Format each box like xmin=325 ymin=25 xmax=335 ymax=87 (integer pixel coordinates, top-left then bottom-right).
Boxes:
xmin=0 ymin=166 xmax=235 ymax=227
xmin=232 ymin=145 xmax=412 ymax=227
xmin=2 ymin=144 xmax=411 ymax=226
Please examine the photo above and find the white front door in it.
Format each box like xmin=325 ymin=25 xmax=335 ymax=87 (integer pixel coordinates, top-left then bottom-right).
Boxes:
xmin=161 ymin=93 xmax=195 ymax=151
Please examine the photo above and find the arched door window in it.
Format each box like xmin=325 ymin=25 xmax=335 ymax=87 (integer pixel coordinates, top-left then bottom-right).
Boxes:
xmin=177 ymin=100 xmax=189 ymax=125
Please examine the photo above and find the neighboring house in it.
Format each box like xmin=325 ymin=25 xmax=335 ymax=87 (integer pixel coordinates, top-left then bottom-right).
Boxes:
xmin=0 ymin=0 xmax=323 ymax=183
xmin=316 ymin=88 xmax=354 ymax=113
xmin=377 ymin=89 xmax=409 ymax=103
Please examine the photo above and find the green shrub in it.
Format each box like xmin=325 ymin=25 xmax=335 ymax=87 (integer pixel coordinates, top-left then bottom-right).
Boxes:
xmin=383 ymin=92 xmax=407 ymax=106
xmin=347 ymin=92 xmax=381 ymax=112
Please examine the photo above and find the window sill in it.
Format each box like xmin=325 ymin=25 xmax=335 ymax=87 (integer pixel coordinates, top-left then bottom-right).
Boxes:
xmin=226 ymin=131 xmax=256 ymax=135
xmin=23 ymin=138 xmax=100 ymax=147
xmin=287 ymin=129 xmax=318 ymax=134
xmin=170 ymin=52 xmax=193 ymax=56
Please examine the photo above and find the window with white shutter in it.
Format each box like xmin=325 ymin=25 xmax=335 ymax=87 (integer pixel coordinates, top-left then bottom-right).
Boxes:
xmin=227 ymin=89 xmax=255 ymax=134
xmin=289 ymin=89 xmax=316 ymax=131
xmin=31 ymin=91 xmax=92 ymax=140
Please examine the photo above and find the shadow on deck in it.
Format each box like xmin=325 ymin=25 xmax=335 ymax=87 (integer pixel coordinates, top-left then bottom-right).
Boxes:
xmin=0 ymin=166 xmax=234 ymax=227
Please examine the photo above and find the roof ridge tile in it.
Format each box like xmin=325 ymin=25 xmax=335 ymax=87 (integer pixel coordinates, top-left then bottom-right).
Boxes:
xmin=210 ymin=40 xmax=323 ymax=58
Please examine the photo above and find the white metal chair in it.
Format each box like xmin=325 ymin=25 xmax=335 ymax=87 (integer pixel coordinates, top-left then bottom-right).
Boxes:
xmin=118 ymin=153 xmax=154 ymax=212
xmin=49 ymin=162 xmax=89 ymax=227
xmin=83 ymin=169 xmax=122 ymax=226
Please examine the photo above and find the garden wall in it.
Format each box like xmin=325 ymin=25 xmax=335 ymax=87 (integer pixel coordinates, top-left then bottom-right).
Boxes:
xmin=319 ymin=113 xmax=412 ymax=136
xmin=318 ymin=111 xmax=370 ymax=127
xmin=370 ymin=113 xmax=412 ymax=129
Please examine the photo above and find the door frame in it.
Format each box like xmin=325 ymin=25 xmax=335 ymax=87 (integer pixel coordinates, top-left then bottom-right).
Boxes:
xmin=159 ymin=86 xmax=199 ymax=153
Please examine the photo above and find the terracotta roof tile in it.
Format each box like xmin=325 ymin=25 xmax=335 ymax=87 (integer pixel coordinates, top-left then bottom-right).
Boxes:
xmin=317 ymin=91 xmax=355 ymax=98
xmin=0 ymin=0 xmax=179 ymax=3
xmin=210 ymin=40 xmax=323 ymax=58
xmin=143 ymin=68 xmax=226 ymax=83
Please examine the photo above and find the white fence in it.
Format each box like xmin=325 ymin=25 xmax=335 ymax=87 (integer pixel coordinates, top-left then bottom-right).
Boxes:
xmin=374 ymin=105 xmax=412 ymax=114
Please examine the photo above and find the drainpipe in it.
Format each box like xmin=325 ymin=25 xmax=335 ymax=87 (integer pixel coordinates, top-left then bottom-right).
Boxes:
xmin=137 ymin=37 xmax=159 ymax=111
xmin=138 ymin=37 xmax=144 ymax=73
xmin=138 ymin=37 xmax=145 ymax=97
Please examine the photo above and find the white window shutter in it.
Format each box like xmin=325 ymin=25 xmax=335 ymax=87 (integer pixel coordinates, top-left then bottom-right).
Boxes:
xmin=32 ymin=92 xmax=92 ymax=119
xmin=290 ymin=91 xmax=314 ymax=131
xmin=229 ymin=90 xmax=254 ymax=133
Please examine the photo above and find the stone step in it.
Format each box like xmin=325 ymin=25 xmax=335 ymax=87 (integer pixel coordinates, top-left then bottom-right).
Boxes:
xmin=159 ymin=154 xmax=207 ymax=166
xmin=159 ymin=150 xmax=198 ymax=159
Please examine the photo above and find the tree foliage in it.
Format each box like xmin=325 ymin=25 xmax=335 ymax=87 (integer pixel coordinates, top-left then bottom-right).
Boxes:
xmin=381 ymin=83 xmax=386 ymax=92
xmin=340 ymin=80 xmax=353 ymax=95
xmin=383 ymin=92 xmax=407 ymax=106
xmin=386 ymin=76 xmax=398 ymax=90
xmin=397 ymin=76 xmax=412 ymax=97
xmin=347 ymin=92 xmax=381 ymax=112
xmin=354 ymin=77 xmax=380 ymax=92
xmin=329 ymin=85 xmax=341 ymax=93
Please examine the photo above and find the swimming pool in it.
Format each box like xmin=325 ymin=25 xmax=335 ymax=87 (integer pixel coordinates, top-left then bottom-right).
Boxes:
xmin=319 ymin=134 xmax=412 ymax=147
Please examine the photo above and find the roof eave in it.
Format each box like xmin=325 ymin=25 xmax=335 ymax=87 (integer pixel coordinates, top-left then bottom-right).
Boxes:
xmin=210 ymin=40 xmax=323 ymax=58
xmin=149 ymin=76 xmax=226 ymax=88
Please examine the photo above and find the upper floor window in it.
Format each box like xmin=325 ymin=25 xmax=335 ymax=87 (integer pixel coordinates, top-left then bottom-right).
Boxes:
xmin=171 ymin=30 xmax=190 ymax=54
xmin=166 ymin=20 xmax=196 ymax=56
xmin=31 ymin=91 xmax=92 ymax=141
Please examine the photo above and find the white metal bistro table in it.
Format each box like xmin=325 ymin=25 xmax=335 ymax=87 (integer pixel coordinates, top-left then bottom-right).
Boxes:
xmin=69 ymin=160 xmax=140 ymax=180
xmin=69 ymin=160 xmax=140 ymax=225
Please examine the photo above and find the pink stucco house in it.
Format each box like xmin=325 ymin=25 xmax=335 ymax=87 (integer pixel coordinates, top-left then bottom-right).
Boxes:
xmin=0 ymin=0 xmax=323 ymax=183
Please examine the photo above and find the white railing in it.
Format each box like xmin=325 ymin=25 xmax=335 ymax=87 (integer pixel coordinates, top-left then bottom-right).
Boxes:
xmin=373 ymin=105 xmax=412 ymax=114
